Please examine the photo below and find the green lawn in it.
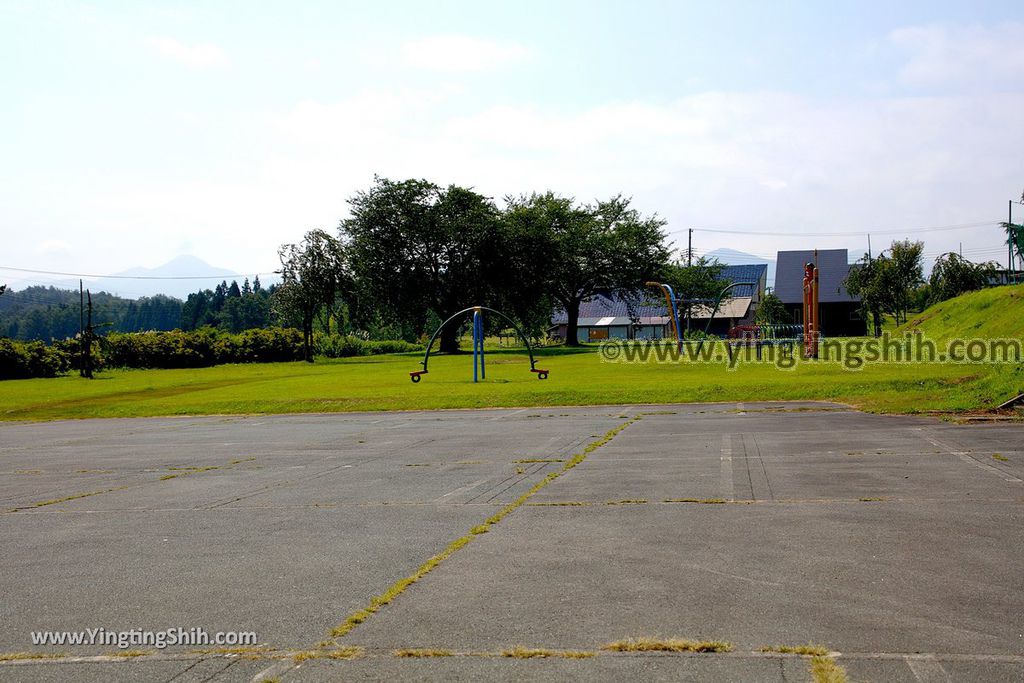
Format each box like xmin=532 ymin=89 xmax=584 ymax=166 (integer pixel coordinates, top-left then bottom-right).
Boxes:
xmin=4 ymin=284 xmax=1021 ymax=421
xmin=1 ymin=343 xmax=1019 ymax=420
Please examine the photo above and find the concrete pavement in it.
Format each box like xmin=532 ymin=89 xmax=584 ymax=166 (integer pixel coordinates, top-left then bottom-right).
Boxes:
xmin=1 ymin=404 xmax=1021 ymax=681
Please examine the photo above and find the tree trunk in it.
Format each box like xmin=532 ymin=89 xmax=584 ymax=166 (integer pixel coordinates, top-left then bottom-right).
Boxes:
xmin=439 ymin=320 xmax=460 ymax=353
xmin=303 ymin=317 xmax=314 ymax=363
xmin=564 ymin=298 xmax=582 ymax=346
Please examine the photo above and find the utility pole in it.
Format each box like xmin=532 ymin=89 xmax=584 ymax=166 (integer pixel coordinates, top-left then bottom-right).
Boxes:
xmin=867 ymin=234 xmax=872 ymax=260
xmin=80 ymin=290 xmax=94 ymax=379
xmin=687 ymin=228 xmax=693 ymax=267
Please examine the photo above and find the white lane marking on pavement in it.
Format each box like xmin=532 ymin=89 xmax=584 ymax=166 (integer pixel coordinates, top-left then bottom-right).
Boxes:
xmin=489 ymin=408 xmax=528 ymax=421
xmin=721 ymin=434 xmax=734 ymax=501
xmin=252 ymin=660 xmax=294 ymax=682
xmin=906 ymin=654 xmax=952 ymax=682
xmin=435 ymin=479 xmax=489 ymax=502
xmin=920 ymin=431 xmax=1022 ymax=482
xmin=682 ymin=562 xmax=783 ymax=588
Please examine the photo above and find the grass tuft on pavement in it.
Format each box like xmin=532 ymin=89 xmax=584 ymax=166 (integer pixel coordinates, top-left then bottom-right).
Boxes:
xmin=601 ymin=637 xmax=734 ymax=653
xmin=810 ymin=655 xmax=849 ymax=683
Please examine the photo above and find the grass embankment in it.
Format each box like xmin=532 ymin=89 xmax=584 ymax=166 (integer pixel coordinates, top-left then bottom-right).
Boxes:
xmin=897 ymin=284 xmax=1024 ymax=340
xmin=1 ymin=285 xmax=1020 ymax=421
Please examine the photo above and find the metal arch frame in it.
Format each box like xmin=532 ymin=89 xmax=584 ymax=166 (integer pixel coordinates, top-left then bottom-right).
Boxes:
xmin=697 ymin=281 xmax=755 ymax=338
xmin=646 ymin=281 xmax=682 ymax=348
xmin=646 ymin=280 xmax=754 ymax=352
xmin=411 ymin=306 xmax=548 ymax=382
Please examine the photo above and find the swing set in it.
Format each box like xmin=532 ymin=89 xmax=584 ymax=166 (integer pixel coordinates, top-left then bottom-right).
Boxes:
xmin=410 ymin=306 xmax=549 ymax=383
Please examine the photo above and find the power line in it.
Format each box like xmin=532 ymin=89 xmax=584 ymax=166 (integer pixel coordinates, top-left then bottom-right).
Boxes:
xmin=668 ymin=219 xmax=999 ymax=238
xmin=0 ymin=265 xmax=276 ymax=280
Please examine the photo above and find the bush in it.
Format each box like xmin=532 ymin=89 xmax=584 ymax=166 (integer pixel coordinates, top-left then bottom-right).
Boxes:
xmin=101 ymin=327 xmax=305 ymax=369
xmin=314 ymin=333 xmax=422 ymax=358
xmin=0 ymin=338 xmax=71 ymax=379
xmin=0 ymin=328 xmax=421 ymax=380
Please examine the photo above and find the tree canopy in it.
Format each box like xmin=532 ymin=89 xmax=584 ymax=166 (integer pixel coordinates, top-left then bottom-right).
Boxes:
xmin=507 ymin=192 xmax=668 ymax=345
xmin=928 ymin=253 xmax=997 ymax=304
xmin=274 ymin=229 xmax=346 ymax=362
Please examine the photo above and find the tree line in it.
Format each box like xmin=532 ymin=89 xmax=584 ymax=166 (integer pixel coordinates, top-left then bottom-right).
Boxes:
xmin=0 ymin=278 xmax=278 ymax=342
xmin=845 ymin=239 xmax=1000 ymax=335
xmin=3 ymin=178 xmax=1014 ymax=352
xmin=272 ymin=177 xmax=706 ymax=360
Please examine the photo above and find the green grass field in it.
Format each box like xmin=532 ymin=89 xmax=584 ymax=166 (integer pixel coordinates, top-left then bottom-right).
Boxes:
xmin=1 ymin=285 xmax=1021 ymax=421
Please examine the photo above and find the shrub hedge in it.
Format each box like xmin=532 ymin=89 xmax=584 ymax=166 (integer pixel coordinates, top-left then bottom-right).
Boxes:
xmin=0 ymin=328 xmax=423 ymax=379
xmin=313 ymin=333 xmax=422 ymax=358
xmin=0 ymin=338 xmax=72 ymax=379
xmin=99 ymin=328 xmax=305 ymax=368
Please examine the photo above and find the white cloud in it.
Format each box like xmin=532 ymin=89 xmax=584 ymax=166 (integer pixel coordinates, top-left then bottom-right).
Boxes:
xmin=144 ymin=36 xmax=228 ymax=69
xmin=35 ymin=239 xmax=72 ymax=255
xmin=66 ymin=85 xmax=1020 ymax=272
xmin=889 ymin=22 xmax=1024 ymax=89
xmin=399 ymin=34 xmax=531 ymax=72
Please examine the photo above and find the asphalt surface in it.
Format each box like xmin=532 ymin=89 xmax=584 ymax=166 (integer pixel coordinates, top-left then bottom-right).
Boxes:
xmin=0 ymin=403 xmax=1021 ymax=682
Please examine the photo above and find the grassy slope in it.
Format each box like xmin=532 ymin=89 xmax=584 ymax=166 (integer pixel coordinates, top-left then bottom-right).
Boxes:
xmin=1 ymin=285 xmax=1020 ymax=421
xmin=897 ymin=283 xmax=1024 ymax=341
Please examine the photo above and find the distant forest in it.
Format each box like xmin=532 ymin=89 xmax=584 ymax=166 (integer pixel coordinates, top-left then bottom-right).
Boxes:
xmin=0 ymin=277 xmax=275 ymax=341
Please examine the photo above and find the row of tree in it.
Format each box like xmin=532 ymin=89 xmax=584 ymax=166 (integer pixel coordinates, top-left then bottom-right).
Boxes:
xmin=181 ymin=277 xmax=275 ymax=332
xmin=0 ymin=287 xmax=181 ymax=340
xmin=0 ymin=278 xmax=278 ymax=341
xmin=273 ymin=177 xmax=681 ymax=360
xmin=845 ymin=239 xmax=999 ymax=335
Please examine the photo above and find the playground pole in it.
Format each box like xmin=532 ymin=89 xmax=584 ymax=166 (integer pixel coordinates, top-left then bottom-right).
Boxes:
xmin=477 ymin=308 xmax=485 ymax=380
xmin=811 ymin=265 xmax=819 ymax=359
xmin=472 ymin=308 xmax=481 ymax=382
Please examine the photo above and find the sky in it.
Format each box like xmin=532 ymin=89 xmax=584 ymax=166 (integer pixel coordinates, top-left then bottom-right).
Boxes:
xmin=1 ymin=0 xmax=1023 ymax=296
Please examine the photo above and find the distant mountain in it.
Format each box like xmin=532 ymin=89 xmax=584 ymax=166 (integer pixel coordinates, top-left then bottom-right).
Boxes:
xmin=704 ymin=248 xmax=777 ymax=289
xmin=86 ymin=255 xmax=239 ymax=299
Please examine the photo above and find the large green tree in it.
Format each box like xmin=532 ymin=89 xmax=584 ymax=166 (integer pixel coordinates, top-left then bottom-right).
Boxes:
xmin=928 ymin=253 xmax=997 ymax=304
xmin=755 ymin=292 xmax=787 ymax=325
xmin=660 ymin=256 xmax=726 ymax=332
xmin=505 ymin=192 xmax=669 ymax=346
xmin=889 ymin=239 xmax=925 ymax=324
xmin=274 ymin=229 xmax=346 ymax=362
xmin=341 ymin=178 xmax=504 ymax=352
xmin=1002 ymin=221 xmax=1024 ymax=281
xmin=845 ymin=239 xmax=924 ymax=334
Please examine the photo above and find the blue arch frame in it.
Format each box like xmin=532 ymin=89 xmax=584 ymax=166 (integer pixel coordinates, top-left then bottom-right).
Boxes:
xmin=410 ymin=306 xmax=549 ymax=382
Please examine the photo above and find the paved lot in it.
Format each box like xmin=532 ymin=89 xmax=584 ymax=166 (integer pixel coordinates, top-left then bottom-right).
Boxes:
xmin=0 ymin=403 xmax=1022 ymax=681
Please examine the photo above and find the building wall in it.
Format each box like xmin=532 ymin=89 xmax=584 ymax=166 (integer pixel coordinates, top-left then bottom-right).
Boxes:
xmin=579 ymin=325 xmax=630 ymax=343
xmin=785 ymin=302 xmax=867 ymax=337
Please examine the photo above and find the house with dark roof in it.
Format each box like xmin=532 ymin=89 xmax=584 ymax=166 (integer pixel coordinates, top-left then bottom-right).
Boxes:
xmin=550 ymin=264 xmax=768 ymax=342
xmin=774 ymin=249 xmax=866 ymax=336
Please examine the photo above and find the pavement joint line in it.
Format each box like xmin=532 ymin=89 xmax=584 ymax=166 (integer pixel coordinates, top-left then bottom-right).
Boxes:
xmin=3 ymin=485 xmax=130 ymax=513
xmin=3 ymin=455 xmax=262 ymax=513
xmin=12 ymin=647 xmax=1024 ymax=667
xmin=919 ymin=431 xmax=1023 ymax=482
xmin=245 ymin=415 xmax=646 ymax=683
xmin=12 ymin=496 xmax=1024 ymax=515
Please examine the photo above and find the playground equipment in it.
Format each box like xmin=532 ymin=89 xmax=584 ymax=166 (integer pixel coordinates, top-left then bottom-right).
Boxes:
xmin=646 ymin=280 xmax=754 ymax=349
xmin=802 ymin=262 xmax=820 ymax=359
xmin=727 ymin=323 xmax=804 ymax=359
xmin=410 ymin=306 xmax=549 ymax=383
